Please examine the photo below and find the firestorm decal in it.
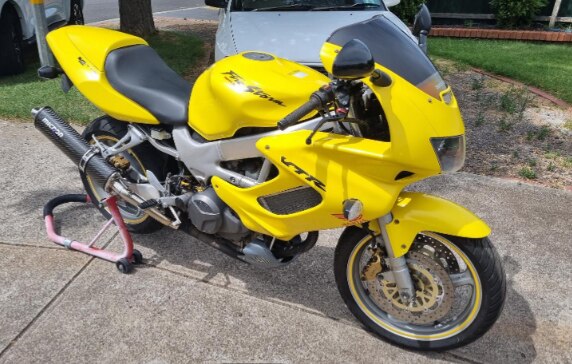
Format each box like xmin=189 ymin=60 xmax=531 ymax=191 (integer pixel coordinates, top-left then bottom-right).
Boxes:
xmin=331 ymin=213 xmax=368 ymax=226
xmin=222 ymin=71 xmax=286 ymax=107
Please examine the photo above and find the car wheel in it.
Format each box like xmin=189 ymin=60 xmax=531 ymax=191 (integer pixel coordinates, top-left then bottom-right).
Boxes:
xmin=67 ymin=0 xmax=84 ymax=25
xmin=0 ymin=7 xmax=25 ymax=76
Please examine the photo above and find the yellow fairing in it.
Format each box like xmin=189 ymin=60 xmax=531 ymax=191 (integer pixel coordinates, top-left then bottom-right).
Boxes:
xmin=212 ymin=44 xmax=478 ymax=241
xmin=213 ymin=130 xmax=433 ymax=241
xmin=46 ymin=26 xmax=159 ymax=124
xmin=321 ymin=42 xmax=464 ymax=142
xmin=369 ymin=192 xmax=491 ymax=258
xmin=189 ymin=53 xmax=330 ymax=140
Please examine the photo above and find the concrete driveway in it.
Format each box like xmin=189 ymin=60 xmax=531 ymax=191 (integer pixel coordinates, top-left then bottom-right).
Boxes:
xmin=0 ymin=119 xmax=570 ymax=363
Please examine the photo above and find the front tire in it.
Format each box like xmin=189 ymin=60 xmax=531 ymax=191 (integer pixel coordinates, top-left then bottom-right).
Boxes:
xmin=334 ymin=227 xmax=506 ymax=350
xmin=80 ymin=116 xmax=172 ymax=234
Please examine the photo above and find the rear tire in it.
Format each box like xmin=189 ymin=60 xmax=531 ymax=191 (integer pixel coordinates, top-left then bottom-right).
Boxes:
xmin=0 ymin=7 xmax=25 ymax=76
xmin=334 ymin=227 xmax=506 ymax=350
xmin=80 ymin=116 xmax=172 ymax=234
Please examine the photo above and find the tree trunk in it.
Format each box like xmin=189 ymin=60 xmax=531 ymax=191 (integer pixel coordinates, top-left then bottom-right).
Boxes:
xmin=119 ymin=0 xmax=156 ymax=38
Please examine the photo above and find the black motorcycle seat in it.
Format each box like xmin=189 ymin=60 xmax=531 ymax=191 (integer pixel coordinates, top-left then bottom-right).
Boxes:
xmin=105 ymin=45 xmax=192 ymax=125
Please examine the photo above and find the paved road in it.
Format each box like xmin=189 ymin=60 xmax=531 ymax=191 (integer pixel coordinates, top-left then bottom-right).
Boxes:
xmin=0 ymin=119 xmax=571 ymax=363
xmin=84 ymin=0 xmax=207 ymax=23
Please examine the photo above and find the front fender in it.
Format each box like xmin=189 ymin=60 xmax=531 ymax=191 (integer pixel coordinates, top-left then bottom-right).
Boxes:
xmin=371 ymin=192 xmax=491 ymax=258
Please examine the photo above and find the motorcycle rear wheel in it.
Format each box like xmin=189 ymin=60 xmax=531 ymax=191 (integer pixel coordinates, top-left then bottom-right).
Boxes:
xmin=334 ymin=227 xmax=506 ymax=350
xmin=80 ymin=116 xmax=171 ymax=234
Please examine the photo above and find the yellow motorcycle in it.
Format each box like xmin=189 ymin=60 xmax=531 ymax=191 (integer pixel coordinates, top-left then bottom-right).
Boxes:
xmin=33 ymin=14 xmax=505 ymax=350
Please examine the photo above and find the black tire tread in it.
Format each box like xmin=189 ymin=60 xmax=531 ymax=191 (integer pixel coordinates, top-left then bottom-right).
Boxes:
xmin=443 ymin=234 xmax=506 ymax=346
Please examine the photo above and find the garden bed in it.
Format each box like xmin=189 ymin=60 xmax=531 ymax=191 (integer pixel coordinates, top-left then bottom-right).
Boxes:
xmin=430 ymin=27 xmax=572 ymax=42
xmin=435 ymin=59 xmax=571 ymax=190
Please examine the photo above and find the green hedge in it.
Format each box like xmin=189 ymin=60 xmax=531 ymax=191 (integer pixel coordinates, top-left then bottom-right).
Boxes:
xmin=490 ymin=0 xmax=549 ymax=27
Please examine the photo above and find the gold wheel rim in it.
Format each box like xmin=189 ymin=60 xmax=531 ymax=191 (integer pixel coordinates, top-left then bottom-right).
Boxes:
xmin=86 ymin=135 xmax=149 ymax=225
xmin=347 ymin=232 xmax=482 ymax=341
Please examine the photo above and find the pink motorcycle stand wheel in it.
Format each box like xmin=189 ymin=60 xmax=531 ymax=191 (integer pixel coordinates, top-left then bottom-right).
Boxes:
xmin=43 ymin=194 xmax=143 ymax=274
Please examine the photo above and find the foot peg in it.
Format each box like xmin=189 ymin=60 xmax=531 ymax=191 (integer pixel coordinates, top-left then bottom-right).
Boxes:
xmin=138 ymin=199 xmax=159 ymax=209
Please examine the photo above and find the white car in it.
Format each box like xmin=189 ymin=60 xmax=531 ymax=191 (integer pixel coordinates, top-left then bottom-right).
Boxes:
xmin=208 ymin=0 xmax=413 ymax=68
xmin=0 ymin=0 xmax=84 ymax=75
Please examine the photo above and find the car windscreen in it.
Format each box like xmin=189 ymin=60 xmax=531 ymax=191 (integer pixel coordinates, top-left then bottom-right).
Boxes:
xmin=326 ymin=15 xmax=447 ymax=99
xmin=233 ymin=0 xmax=387 ymax=11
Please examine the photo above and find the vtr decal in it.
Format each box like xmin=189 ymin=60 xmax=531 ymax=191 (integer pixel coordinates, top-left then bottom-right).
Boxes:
xmin=222 ymin=71 xmax=286 ymax=107
xmin=281 ymin=156 xmax=326 ymax=192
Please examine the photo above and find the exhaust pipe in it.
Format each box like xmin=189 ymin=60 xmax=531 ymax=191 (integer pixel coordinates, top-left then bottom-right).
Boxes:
xmin=33 ymin=107 xmax=117 ymax=188
xmin=33 ymin=107 xmax=179 ymax=229
xmin=110 ymin=179 xmax=179 ymax=228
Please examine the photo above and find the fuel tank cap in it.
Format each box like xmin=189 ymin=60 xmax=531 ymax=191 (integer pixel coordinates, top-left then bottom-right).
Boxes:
xmin=243 ymin=52 xmax=274 ymax=61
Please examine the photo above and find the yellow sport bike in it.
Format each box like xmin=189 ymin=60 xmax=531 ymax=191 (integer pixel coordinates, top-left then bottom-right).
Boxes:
xmin=34 ymin=15 xmax=505 ymax=350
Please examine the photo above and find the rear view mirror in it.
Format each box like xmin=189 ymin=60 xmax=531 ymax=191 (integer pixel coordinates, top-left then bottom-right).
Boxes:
xmin=205 ymin=0 xmax=228 ymax=8
xmin=332 ymin=39 xmax=374 ymax=80
xmin=413 ymin=4 xmax=431 ymax=54
xmin=412 ymin=4 xmax=432 ymax=37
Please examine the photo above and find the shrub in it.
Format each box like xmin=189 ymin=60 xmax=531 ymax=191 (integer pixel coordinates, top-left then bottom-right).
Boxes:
xmin=518 ymin=167 xmax=537 ymax=179
xmin=392 ymin=0 xmax=426 ymax=24
xmin=490 ymin=0 xmax=548 ymax=28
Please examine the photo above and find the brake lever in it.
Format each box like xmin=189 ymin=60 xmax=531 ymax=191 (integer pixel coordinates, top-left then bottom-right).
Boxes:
xmin=305 ymin=108 xmax=348 ymax=145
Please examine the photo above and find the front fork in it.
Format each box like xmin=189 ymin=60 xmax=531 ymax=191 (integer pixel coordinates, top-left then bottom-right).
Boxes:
xmin=377 ymin=214 xmax=415 ymax=302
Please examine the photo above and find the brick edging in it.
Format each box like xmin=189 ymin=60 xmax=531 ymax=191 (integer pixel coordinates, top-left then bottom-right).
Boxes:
xmin=430 ymin=27 xmax=572 ymax=42
xmin=472 ymin=68 xmax=571 ymax=109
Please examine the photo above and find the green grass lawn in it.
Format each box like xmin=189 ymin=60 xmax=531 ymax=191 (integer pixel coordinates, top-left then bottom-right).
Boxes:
xmin=0 ymin=31 xmax=203 ymax=125
xmin=429 ymin=38 xmax=572 ymax=104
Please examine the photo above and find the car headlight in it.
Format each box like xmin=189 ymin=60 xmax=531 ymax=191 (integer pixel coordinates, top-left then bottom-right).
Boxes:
xmin=431 ymin=136 xmax=465 ymax=173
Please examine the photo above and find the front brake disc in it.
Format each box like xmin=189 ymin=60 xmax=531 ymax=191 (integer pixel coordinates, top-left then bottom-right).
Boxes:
xmin=364 ymin=252 xmax=454 ymax=325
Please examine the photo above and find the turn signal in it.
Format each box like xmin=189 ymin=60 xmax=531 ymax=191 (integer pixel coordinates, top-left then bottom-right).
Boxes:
xmin=343 ymin=199 xmax=363 ymax=221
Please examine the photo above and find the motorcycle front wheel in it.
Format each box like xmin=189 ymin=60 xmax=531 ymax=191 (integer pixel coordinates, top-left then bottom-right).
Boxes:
xmin=334 ymin=227 xmax=506 ymax=351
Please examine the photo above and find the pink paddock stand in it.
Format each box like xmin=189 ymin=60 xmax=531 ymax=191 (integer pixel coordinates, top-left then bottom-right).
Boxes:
xmin=43 ymin=194 xmax=142 ymax=273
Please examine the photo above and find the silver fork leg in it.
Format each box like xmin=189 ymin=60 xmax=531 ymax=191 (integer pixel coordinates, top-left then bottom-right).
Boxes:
xmin=378 ymin=214 xmax=415 ymax=303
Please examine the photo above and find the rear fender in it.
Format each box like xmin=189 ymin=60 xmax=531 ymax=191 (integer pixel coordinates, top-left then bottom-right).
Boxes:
xmin=369 ymin=192 xmax=491 ymax=258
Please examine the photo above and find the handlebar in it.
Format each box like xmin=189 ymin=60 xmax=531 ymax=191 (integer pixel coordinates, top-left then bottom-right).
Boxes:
xmin=277 ymin=86 xmax=335 ymax=130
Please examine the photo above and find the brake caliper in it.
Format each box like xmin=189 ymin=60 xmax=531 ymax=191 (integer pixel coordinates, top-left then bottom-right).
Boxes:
xmin=361 ymin=247 xmax=385 ymax=281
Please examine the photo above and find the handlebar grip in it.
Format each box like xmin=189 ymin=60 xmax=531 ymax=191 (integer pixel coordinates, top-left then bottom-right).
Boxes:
xmin=277 ymin=97 xmax=322 ymax=130
xmin=277 ymin=86 xmax=335 ymax=130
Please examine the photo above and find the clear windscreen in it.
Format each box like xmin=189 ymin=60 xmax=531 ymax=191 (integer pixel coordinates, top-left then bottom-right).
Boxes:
xmin=326 ymin=15 xmax=447 ymax=99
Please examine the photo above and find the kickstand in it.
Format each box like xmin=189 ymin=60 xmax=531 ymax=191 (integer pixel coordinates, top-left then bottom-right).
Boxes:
xmin=43 ymin=194 xmax=143 ymax=273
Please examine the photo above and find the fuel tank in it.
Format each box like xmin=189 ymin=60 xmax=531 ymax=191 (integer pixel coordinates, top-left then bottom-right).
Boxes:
xmin=189 ymin=52 xmax=330 ymax=140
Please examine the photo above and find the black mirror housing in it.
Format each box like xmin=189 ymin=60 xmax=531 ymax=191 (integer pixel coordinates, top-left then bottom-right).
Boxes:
xmin=412 ymin=4 xmax=432 ymax=37
xmin=205 ymin=0 xmax=228 ymax=8
xmin=332 ymin=39 xmax=375 ymax=80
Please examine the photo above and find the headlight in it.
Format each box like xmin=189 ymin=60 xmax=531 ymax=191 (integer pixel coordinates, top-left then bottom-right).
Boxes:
xmin=431 ymin=136 xmax=465 ymax=173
